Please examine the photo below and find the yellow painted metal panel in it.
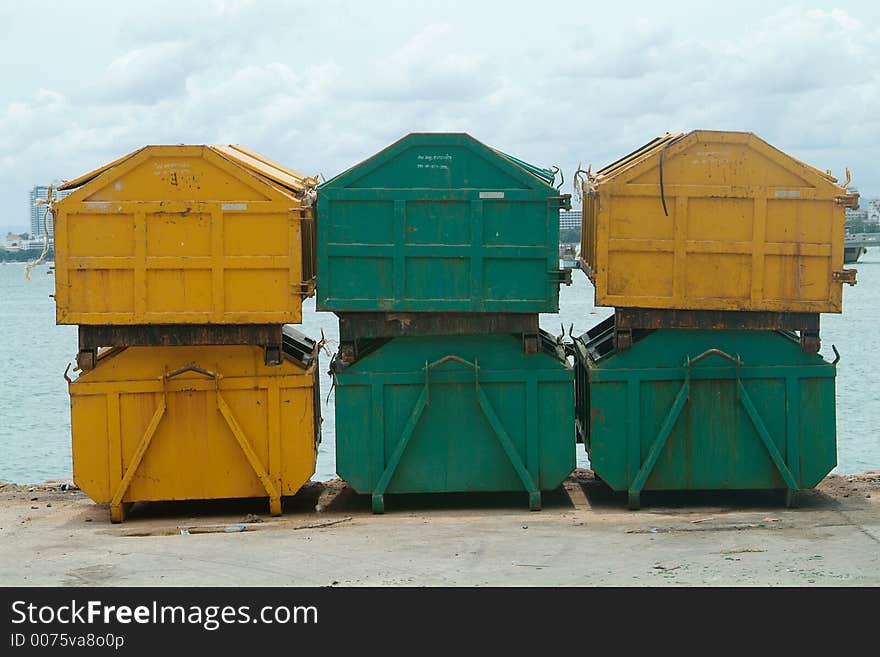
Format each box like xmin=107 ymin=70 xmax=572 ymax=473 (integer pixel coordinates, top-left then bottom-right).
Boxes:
xmin=608 ymin=196 xmax=674 ymax=240
xmin=607 ymin=251 xmax=674 ymax=297
xmin=68 ymin=269 xmax=135 ymax=314
xmin=686 ymin=197 xmax=753 ymax=241
xmin=58 ymin=147 xmax=149 ymax=191
xmin=685 ymin=253 xmax=752 ymax=299
xmin=580 ymin=130 xmax=854 ymax=312
xmin=53 ymin=145 xmax=314 ymax=325
xmin=212 ymin=144 xmax=318 ymax=193
xmin=764 ymin=255 xmax=831 ymax=302
xmin=70 ymin=394 xmax=112 ymax=502
xmin=146 ymin=270 xmax=213 ymax=313
xmin=69 ymin=345 xmax=318 ymax=516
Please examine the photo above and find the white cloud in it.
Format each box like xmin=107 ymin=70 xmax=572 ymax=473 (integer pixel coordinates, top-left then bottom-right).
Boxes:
xmin=366 ymin=23 xmax=491 ymax=102
xmin=90 ymin=40 xmax=198 ymax=104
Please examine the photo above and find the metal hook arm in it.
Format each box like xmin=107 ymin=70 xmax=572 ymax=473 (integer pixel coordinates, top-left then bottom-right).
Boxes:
xmin=425 ymin=354 xmax=477 ymax=371
xmin=688 ymin=348 xmax=742 ymax=368
xmin=165 ymin=364 xmax=218 ymax=380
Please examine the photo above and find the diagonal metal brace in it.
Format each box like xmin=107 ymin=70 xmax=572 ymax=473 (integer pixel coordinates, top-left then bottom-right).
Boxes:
xmin=628 ymin=348 xmax=745 ymax=508
xmin=171 ymin=363 xmax=282 ymax=513
xmin=110 ymin=397 xmax=167 ymax=522
xmin=626 ymin=347 xmax=799 ymax=510
xmin=110 ymin=364 xmax=284 ymax=520
xmin=475 ymin=385 xmax=542 ymax=510
xmin=627 ymin=376 xmax=690 ymax=510
xmin=371 ymin=387 xmax=429 ymax=513
xmin=216 ymin=392 xmax=282 ymax=515
xmin=370 ymin=353 xmax=542 ymax=512
xmin=737 ymin=381 xmax=799 ymax=493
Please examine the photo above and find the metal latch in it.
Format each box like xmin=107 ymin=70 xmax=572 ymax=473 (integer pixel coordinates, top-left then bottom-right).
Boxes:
xmin=551 ymin=268 xmax=573 ymax=285
xmin=832 ymin=269 xmax=858 ymax=285
xmin=551 ymin=194 xmax=572 ymax=210
xmin=264 ymin=345 xmax=282 ymax=366
xmin=835 ymin=193 xmax=860 ymax=208
xmin=76 ymin=349 xmax=97 ymax=372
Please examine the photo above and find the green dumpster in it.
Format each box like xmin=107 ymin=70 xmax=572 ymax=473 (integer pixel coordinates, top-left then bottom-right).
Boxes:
xmin=317 ymin=133 xmax=571 ymax=314
xmin=334 ymin=332 xmax=574 ymax=512
xmin=573 ymin=320 xmax=837 ymax=509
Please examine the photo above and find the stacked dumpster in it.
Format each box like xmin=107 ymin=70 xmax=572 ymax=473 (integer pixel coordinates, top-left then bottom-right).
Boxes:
xmin=53 ymin=145 xmax=321 ymax=522
xmin=318 ymin=133 xmax=574 ymax=512
xmin=574 ymin=130 xmax=859 ymax=508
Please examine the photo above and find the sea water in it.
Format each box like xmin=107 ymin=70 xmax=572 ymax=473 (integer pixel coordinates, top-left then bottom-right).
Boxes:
xmin=0 ymin=256 xmax=877 ymax=483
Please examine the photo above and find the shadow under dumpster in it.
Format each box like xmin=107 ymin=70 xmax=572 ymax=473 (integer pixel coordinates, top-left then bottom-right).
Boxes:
xmin=573 ymin=477 xmax=839 ymax=513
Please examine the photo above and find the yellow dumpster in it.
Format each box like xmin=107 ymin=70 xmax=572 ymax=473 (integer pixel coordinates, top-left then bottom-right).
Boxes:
xmin=580 ymin=130 xmax=858 ymax=313
xmin=54 ymin=144 xmax=318 ymax=325
xmin=69 ymin=330 xmax=320 ymax=522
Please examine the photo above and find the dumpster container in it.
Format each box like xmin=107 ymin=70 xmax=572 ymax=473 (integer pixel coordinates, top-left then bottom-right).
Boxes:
xmin=317 ymin=133 xmax=571 ymax=314
xmin=580 ymin=130 xmax=858 ymax=313
xmin=572 ymin=321 xmax=837 ymax=508
xmin=69 ymin=329 xmax=320 ymax=522
xmin=54 ymin=144 xmax=318 ymax=326
xmin=333 ymin=332 xmax=574 ymax=512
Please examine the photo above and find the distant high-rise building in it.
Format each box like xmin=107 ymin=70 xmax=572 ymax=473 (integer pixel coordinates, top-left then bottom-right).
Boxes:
xmin=868 ymin=198 xmax=880 ymax=224
xmin=559 ymin=210 xmax=581 ymax=231
xmin=845 ymin=206 xmax=869 ymax=223
xmin=29 ymin=183 xmax=71 ymax=240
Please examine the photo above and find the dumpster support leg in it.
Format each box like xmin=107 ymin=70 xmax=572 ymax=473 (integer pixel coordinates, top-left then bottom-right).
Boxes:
xmin=737 ymin=381 xmax=799 ymax=501
xmin=110 ymin=398 xmax=167 ymax=523
xmin=475 ymin=386 xmax=542 ymax=511
xmin=216 ymin=393 xmax=283 ymax=516
xmin=372 ymin=388 xmax=428 ymax=514
xmin=628 ymin=377 xmax=690 ymax=510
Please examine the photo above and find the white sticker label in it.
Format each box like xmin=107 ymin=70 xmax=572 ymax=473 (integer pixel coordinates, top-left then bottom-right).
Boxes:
xmin=774 ymin=190 xmax=801 ymax=198
xmin=479 ymin=192 xmax=505 ymax=199
xmin=222 ymin=203 xmax=247 ymax=210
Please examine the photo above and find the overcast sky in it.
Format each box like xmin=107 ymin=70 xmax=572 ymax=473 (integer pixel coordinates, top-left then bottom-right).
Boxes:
xmin=1 ymin=0 xmax=878 ymax=232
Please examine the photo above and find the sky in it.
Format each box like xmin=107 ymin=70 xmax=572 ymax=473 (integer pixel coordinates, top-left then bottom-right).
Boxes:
xmin=1 ymin=0 xmax=878 ymax=232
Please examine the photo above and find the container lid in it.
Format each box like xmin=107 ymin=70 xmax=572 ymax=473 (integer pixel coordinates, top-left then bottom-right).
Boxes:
xmin=58 ymin=144 xmax=317 ymax=194
xmin=595 ymin=132 xmax=685 ymax=180
xmin=282 ymin=325 xmax=318 ymax=369
xmin=591 ymin=130 xmax=842 ymax=187
xmin=490 ymin=148 xmax=557 ymax=186
xmin=321 ymin=132 xmax=561 ymax=192
xmin=57 ymin=147 xmax=149 ymax=191
xmin=211 ymin=144 xmax=318 ymax=193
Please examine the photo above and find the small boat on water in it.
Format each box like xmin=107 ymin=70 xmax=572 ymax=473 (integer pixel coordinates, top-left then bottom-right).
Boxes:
xmin=844 ymin=232 xmax=880 ymax=263
xmin=845 ymin=245 xmax=867 ymax=264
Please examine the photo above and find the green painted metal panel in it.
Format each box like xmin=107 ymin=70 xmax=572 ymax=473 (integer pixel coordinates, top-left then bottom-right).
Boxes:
xmin=573 ymin=328 xmax=837 ymax=498
xmin=317 ymin=133 xmax=570 ymax=313
xmin=492 ymin=149 xmax=557 ymax=185
xmin=334 ymin=333 xmax=575 ymax=509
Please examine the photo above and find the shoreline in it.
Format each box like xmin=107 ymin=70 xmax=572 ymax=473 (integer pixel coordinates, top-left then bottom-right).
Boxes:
xmin=4 ymin=466 xmax=880 ymax=491
xmin=3 ymin=469 xmax=879 ymax=493
xmin=1 ymin=470 xmax=878 ymax=586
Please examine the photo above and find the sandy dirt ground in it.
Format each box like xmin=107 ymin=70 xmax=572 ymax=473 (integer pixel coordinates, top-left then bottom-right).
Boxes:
xmin=1 ymin=470 xmax=878 ymax=586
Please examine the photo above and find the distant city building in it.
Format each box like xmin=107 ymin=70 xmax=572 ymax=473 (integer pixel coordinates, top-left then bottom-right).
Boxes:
xmin=559 ymin=210 xmax=581 ymax=231
xmin=3 ymin=231 xmax=45 ymax=250
xmin=868 ymin=199 xmax=880 ymax=224
xmin=29 ymin=183 xmax=71 ymax=240
xmin=846 ymin=207 xmax=869 ymax=223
